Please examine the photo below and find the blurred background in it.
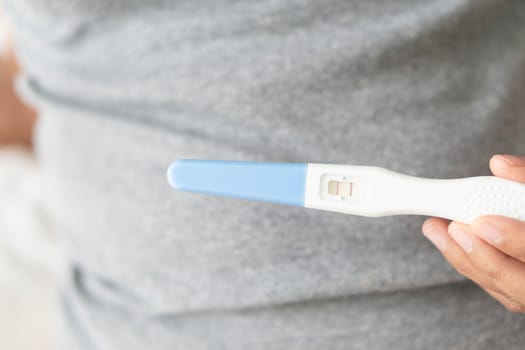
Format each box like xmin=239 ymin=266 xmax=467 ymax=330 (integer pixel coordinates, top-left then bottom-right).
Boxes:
xmin=0 ymin=6 xmax=60 ymax=350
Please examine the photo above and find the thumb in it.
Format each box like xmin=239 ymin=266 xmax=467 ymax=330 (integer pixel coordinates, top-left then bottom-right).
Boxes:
xmin=489 ymin=155 xmax=525 ymax=183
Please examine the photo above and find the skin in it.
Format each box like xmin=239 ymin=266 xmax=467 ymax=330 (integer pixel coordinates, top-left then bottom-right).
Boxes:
xmin=0 ymin=35 xmax=37 ymax=147
xmin=422 ymin=154 xmax=525 ymax=313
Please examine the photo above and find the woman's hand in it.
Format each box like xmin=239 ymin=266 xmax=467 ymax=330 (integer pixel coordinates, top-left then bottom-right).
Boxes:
xmin=422 ymin=155 xmax=525 ymax=313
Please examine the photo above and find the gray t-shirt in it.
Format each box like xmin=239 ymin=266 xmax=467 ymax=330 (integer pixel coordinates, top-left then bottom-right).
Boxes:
xmin=6 ymin=0 xmax=525 ymax=349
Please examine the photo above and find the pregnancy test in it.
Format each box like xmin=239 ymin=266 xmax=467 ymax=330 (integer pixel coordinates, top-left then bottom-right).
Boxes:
xmin=167 ymin=159 xmax=525 ymax=224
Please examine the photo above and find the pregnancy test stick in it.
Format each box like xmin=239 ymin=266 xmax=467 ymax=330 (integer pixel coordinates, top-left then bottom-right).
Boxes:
xmin=167 ymin=159 xmax=525 ymax=224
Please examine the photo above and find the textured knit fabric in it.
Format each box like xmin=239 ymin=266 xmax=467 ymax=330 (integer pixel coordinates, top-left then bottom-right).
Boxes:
xmin=5 ymin=0 xmax=525 ymax=348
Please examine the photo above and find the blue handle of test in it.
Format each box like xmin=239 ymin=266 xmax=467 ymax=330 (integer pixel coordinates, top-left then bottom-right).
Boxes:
xmin=167 ymin=159 xmax=307 ymax=206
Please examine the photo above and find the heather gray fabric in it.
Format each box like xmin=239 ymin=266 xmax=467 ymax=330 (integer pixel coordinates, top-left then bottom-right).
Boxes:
xmin=5 ymin=0 xmax=525 ymax=348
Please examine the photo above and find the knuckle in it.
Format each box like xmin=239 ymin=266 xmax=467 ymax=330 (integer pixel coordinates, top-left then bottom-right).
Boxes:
xmin=480 ymin=261 xmax=505 ymax=282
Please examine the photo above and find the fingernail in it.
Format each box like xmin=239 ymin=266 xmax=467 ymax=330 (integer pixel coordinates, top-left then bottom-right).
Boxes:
xmin=422 ymin=222 xmax=447 ymax=251
xmin=492 ymin=155 xmax=525 ymax=167
xmin=448 ymin=222 xmax=473 ymax=253
xmin=471 ymin=221 xmax=502 ymax=245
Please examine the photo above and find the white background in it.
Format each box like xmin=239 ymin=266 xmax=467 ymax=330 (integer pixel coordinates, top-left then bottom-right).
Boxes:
xmin=0 ymin=5 xmax=59 ymax=349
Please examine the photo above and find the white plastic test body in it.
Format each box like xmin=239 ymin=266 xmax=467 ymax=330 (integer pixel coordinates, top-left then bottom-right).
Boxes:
xmin=167 ymin=160 xmax=525 ymax=224
xmin=304 ymin=163 xmax=525 ymax=224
